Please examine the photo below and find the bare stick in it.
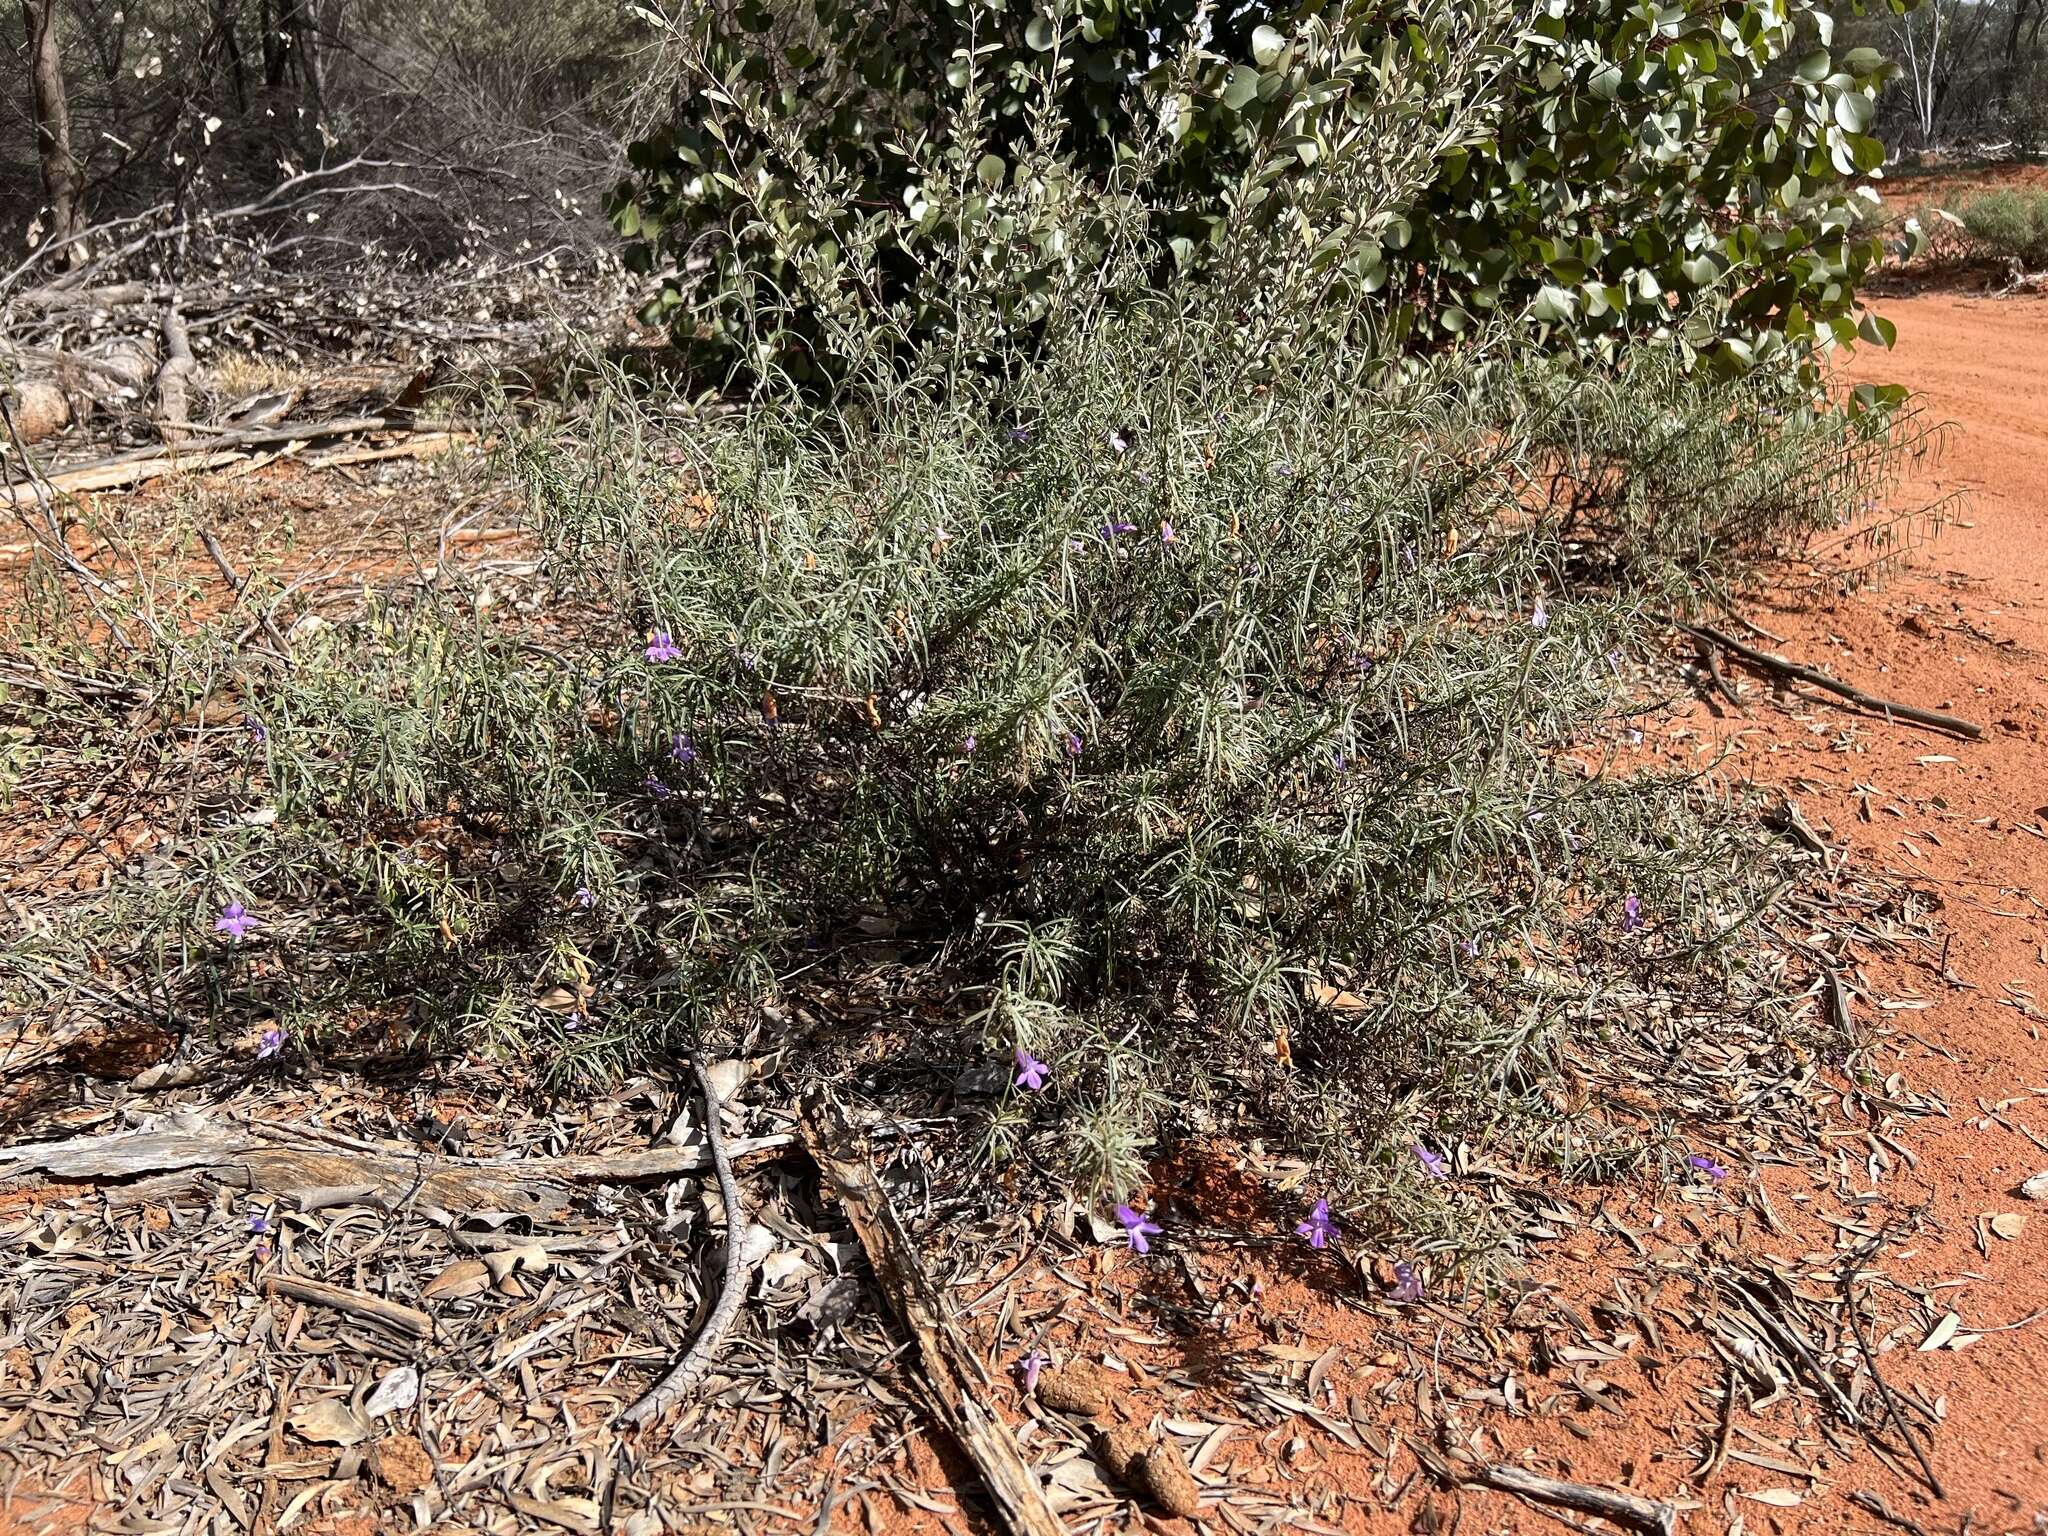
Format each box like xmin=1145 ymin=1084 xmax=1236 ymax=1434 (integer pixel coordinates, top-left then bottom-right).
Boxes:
xmin=198 ymin=527 xmax=293 ymax=655
xmin=1841 ymin=1280 xmax=1945 ymax=1500
xmin=1847 ymin=1489 xmax=1931 ymax=1536
xmin=1676 ymin=620 xmax=1982 ymax=740
xmin=618 ymin=1051 xmax=755 ymax=1426
xmin=263 ymin=1275 xmax=430 ymax=1338
xmin=0 ymin=395 xmax=160 ymax=650
xmin=1469 ymin=1464 xmax=1677 ymax=1536
xmin=799 ymin=1090 xmax=1068 ymax=1536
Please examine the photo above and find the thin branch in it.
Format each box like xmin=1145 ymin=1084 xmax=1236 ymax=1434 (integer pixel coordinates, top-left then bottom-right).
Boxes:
xmin=1675 ymin=620 xmax=1983 ymax=740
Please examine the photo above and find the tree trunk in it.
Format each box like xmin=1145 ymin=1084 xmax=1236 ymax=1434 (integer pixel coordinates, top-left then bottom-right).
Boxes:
xmin=20 ymin=0 xmax=84 ymax=261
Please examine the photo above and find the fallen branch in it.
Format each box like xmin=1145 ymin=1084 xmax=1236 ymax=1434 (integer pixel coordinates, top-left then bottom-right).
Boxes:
xmin=0 ymin=415 xmax=445 ymax=504
xmin=1468 ymin=1464 xmax=1678 ymax=1536
xmin=1676 ymin=620 xmax=1982 ymax=740
xmin=0 ymin=1119 xmax=793 ymax=1219
xmin=799 ymin=1090 xmax=1068 ymax=1536
xmin=263 ymin=1275 xmax=430 ymax=1338
xmin=619 ymin=1051 xmax=756 ymax=1427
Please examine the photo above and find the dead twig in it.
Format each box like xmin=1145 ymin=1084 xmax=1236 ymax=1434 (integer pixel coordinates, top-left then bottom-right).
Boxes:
xmin=1841 ymin=1279 xmax=1946 ymax=1500
xmin=198 ymin=527 xmax=294 ymax=656
xmin=800 ymin=1089 xmax=1068 ymax=1536
xmin=1846 ymin=1489 xmax=1932 ymax=1536
xmin=619 ymin=1050 xmax=756 ymax=1427
xmin=0 ymin=396 xmax=161 ymax=651
xmin=1676 ymin=620 xmax=1982 ymax=740
xmin=1468 ymin=1464 xmax=1677 ymax=1536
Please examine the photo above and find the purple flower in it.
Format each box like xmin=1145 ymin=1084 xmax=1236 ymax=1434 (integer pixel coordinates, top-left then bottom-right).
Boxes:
xmin=1108 ymin=429 xmax=1130 ymax=455
xmin=1414 ymin=1143 xmax=1450 ymax=1180
xmin=256 ymin=1025 xmax=284 ymax=1060
xmin=248 ymin=721 xmax=268 ymax=745
xmin=1100 ymin=521 xmax=1138 ymax=539
xmin=1275 ymin=460 xmax=1295 ymax=478
xmin=574 ymin=885 xmax=595 ymax=909
xmin=670 ymin=732 xmax=696 ymax=763
xmin=215 ymin=902 xmax=256 ymax=940
xmin=1064 ymin=731 xmax=1083 ymax=758
xmin=1013 ymin=1047 xmax=1050 ymax=1092
xmin=1530 ymin=595 xmax=1549 ymax=630
xmin=1627 ymin=727 xmax=1644 ymax=746
xmin=1019 ymin=1349 xmax=1046 ymax=1393
xmin=1390 ymin=1261 xmax=1425 ymax=1303
xmin=645 ymin=773 xmax=670 ymax=799
xmin=1115 ymin=1204 xmax=1162 ymax=1255
xmin=645 ymin=631 xmax=682 ymax=663
xmin=1687 ymin=1153 xmax=1730 ymax=1182
xmin=1457 ymin=934 xmax=1480 ymax=959
xmin=1295 ymin=1198 xmax=1338 ymax=1250
xmin=247 ymin=1211 xmax=271 ymax=1234
xmin=961 ymin=734 xmax=977 ymax=755
xmin=1621 ymin=894 xmax=1644 ymax=933
xmin=1007 ymin=426 xmax=1033 ymax=445
xmin=1159 ymin=521 xmax=1177 ymax=545
xmin=564 ymin=1011 xmax=584 ymax=1033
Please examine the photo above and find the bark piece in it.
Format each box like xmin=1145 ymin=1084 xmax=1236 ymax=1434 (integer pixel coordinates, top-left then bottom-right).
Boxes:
xmin=263 ymin=1275 xmax=430 ymax=1338
xmin=1470 ymin=1464 xmax=1678 ymax=1536
xmin=800 ymin=1090 xmax=1067 ymax=1536
xmin=0 ymin=1120 xmax=793 ymax=1217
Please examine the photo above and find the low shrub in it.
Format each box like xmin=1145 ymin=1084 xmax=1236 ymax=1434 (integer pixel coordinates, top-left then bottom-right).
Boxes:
xmin=3 ymin=312 xmax=1916 ymax=1236
xmin=1957 ymin=188 xmax=2048 ymax=267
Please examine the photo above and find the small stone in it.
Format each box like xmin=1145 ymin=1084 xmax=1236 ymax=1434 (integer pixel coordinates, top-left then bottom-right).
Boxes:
xmin=370 ymin=1435 xmax=434 ymax=1497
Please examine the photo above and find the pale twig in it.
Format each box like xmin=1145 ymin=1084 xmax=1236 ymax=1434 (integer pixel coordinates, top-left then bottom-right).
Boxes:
xmin=618 ymin=1050 xmax=755 ymax=1426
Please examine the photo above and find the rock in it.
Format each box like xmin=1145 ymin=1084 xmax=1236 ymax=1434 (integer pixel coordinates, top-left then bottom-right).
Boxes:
xmin=369 ymin=1434 xmax=434 ymax=1497
xmin=6 ymin=380 xmax=70 ymax=443
xmin=2019 ymin=1169 xmax=2048 ymax=1201
xmin=1134 ymin=1433 xmax=1202 ymax=1518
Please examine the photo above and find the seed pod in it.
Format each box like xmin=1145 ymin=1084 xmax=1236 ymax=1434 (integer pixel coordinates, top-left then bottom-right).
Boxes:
xmin=1093 ymin=1423 xmax=1147 ymax=1481
xmin=1134 ymin=1434 xmax=1201 ymax=1518
xmin=1034 ymin=1365 xmax=1113 ymax=1419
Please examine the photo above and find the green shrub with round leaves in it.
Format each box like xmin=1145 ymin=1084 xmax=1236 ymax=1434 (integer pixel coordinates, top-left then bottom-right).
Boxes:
xmin=616 ymin=0 xmax=1907 ymax=384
